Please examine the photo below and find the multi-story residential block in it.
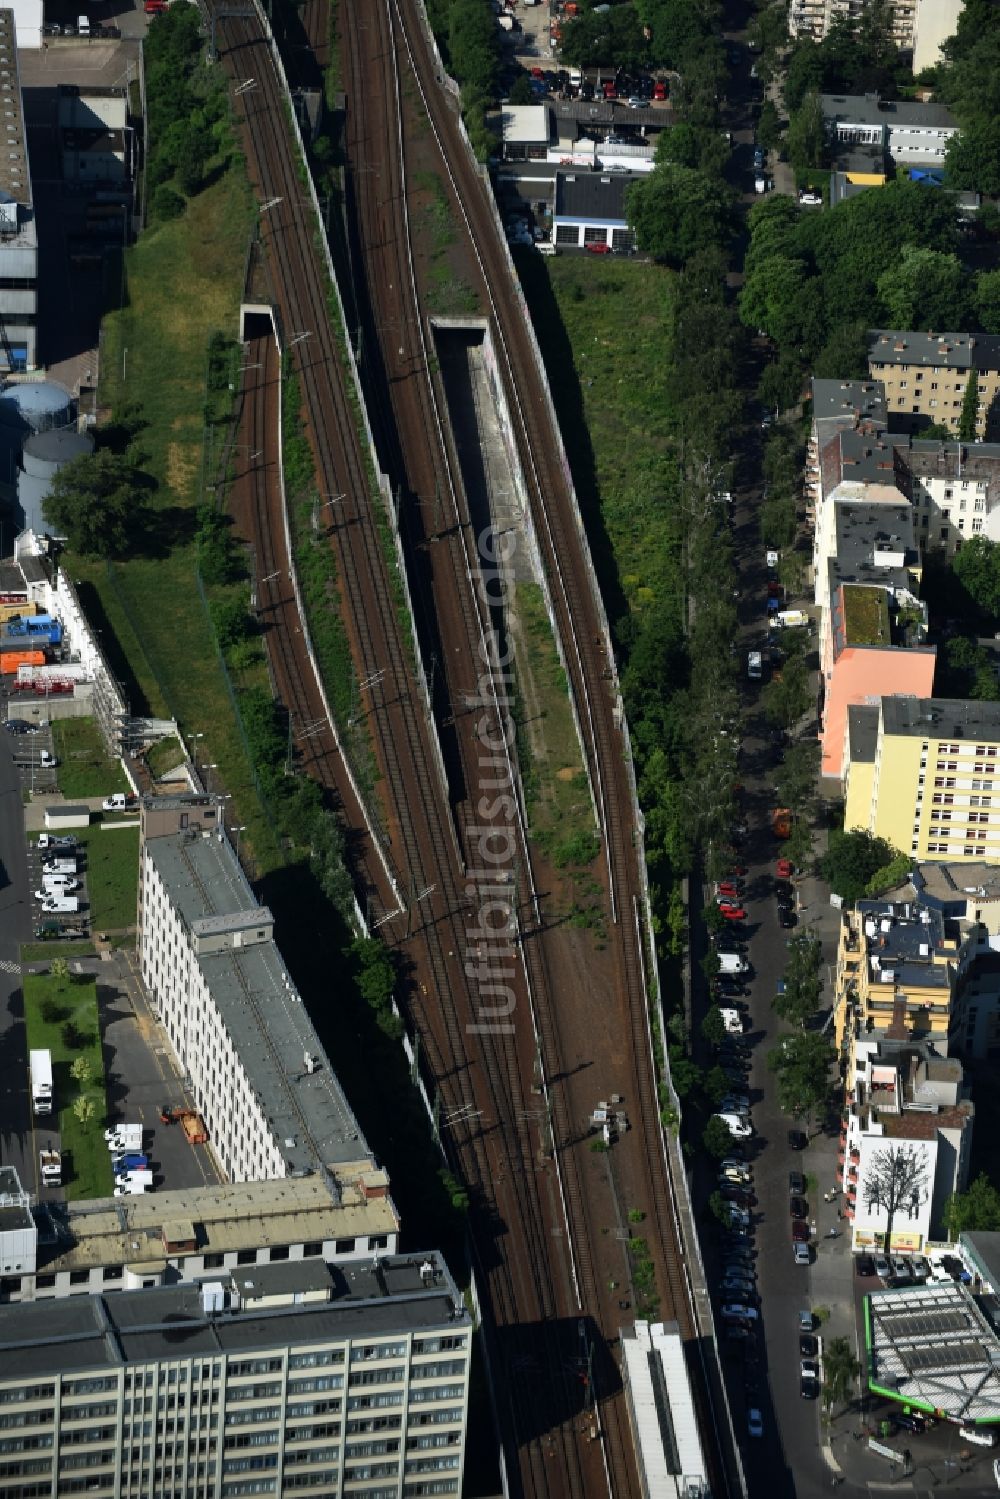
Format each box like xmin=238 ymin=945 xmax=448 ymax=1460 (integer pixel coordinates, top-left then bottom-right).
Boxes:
xmin=0 ymin=10 xmax=37 ymax=371
xmin=814 ymin=495 xmax=930 ymax=779
xmin=138 ymin=795 xmax=374 ymax=1185
xmin=0 ymin=1252 xmax=472 ymax=1498
xmin=899 ymin=862 xmax=1000 ymax=1061
xmin=0 ymin=1171 xmax=400 ymax=1305
xmin=789 ymin=0 xmax=964 ymax=72
xmin=898 ymin=438 xmax=1000 ymax=554
xmin=844 ymin=697 xmax=1000 ymax=861
xmin=833 ymin=900 xmax=974 ymax=1250
xmin=868 ymin=331 xmax=1000 ymax=441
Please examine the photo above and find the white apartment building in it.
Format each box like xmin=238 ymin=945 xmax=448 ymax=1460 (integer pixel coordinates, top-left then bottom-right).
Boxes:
xmin=0 ymin=1172 xmax=399 ymax=1305
xmin=789 ymin=0 xmax=963 ymax=72
xmin=902 ymin=441 xmax=1000 ymax=556
xmin=138 ymin=796 xmax=370 ymax=1185
xmin=0 ymin=1253 xmax=472 ymax=1499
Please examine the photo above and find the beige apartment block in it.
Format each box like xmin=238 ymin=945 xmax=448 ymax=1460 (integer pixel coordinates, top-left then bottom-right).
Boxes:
xmin=869 ymin=331 xmax=1000 ymax=442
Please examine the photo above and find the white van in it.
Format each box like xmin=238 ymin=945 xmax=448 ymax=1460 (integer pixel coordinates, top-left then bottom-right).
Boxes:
xmin=41 ymin=894 xmax=80 ymax=914
xmin=719 ymin=952 xmax=750 ymax=976
xmin=78 ymin=14 xmax=90 ymax=35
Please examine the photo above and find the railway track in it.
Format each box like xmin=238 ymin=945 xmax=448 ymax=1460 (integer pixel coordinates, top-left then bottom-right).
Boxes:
xmin=209 ymin=1 xmax=737 ymax=1493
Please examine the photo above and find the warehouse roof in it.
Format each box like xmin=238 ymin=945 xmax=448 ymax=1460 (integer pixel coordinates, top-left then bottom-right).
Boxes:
xmin=866 ymin=1282 xmax=1000 ymax=1422
xmin=554 ymin=169 xmax=630 ymax=222
xmin=499 ymin=103 xmax=549 ymax=145
xmin=869 ymin=330 xmax=1000 ymax=372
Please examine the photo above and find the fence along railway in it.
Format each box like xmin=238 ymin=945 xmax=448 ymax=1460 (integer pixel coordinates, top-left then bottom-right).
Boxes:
xmin=207 ymin=0 xmax=738 ymax=1491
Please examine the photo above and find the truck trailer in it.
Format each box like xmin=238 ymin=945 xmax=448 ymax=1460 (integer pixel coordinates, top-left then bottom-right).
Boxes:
xmin=30 ymin=1050 xmax=52 ymax=1115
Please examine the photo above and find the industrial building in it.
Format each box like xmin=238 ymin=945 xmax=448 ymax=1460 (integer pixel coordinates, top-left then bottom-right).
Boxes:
xmin=0 ymin=9 xmax=37 ymax=371
xmin=868 ymin=331 xmax=1000 ymax=442
xmin=552 ymin=170 xmax=636 ymax=252
xmin=0 ymin=1252 xmax=472 ymax=1497
xmin=138 ymin=794 xmax=380 ymax=1186
xmin=0 ymin=1169 xmax=400 ymax=1304
xmin=620 ymin=1320 xmax=710 ymax=1499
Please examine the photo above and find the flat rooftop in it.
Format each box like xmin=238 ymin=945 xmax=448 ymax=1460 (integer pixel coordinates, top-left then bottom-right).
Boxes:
xmin=0 ymin=1165 xmax=31 ymax=1235
xmin=146 ymin=833 xmax=368 ymax=1173
xmin=881 ymin=695 xmax=1000 ymax=741
xmin=822 ymin=94 xmax=958 ymax=130
xmin=858 ymin=899 xmax=952 ymax=989
xmin=869 ymin=330 xmax=1000 ymax=372
xmin=500 ymin=103 xmax=549 ymax=144
xmin=910 ymin=862 xmax=1000 ymax=910
xmin=34 ymin=1172 xmax=397 ymax=1275
xmin=555 ymin=169 xmax=630 ymax=221
xmin=904 ymin=439 xmax=1000 ymax=484
xmin=0 ymin=1254 xmax=468 ymax=1378
xmin=812 ymin=378 xmax=887 ymax=430
xmin=848 ymin=704 xmax=880 ymax=765
xmin=866 ymin=1282 xmax=1000 ymax=1422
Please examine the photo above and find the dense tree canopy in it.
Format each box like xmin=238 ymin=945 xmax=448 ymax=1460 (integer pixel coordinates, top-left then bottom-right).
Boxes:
xmin=820 ymin=829 xmax=902 ymax=903
xmin=627 ymin=163 xmax=734 ymax=266
xmin=876 ymin=246 xmax=968 ymax=331
xmin=43 ymin=452 xmax=138 ymax=557
xmin=952 ymin=536 xmax=1000 ymax=618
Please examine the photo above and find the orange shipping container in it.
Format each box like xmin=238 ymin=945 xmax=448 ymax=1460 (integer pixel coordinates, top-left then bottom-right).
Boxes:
xmin=1 ymin=650 xmax=45 ymax=675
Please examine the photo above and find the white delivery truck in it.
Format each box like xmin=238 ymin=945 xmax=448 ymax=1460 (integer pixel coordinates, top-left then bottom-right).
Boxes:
xmin=114 ymin=1168 xmax=153 ymax=1188
xmin=30 ymin=1050 xmax=52 ymax=1115
xmin=39 ymin=1146 xmax=62 ymax=1186
xmin=105 ymin=1123 xmax=144 ymax=1152
xmin=769 ymin=609 xmax=809 ymax=630
xmin=718 ymin=952 xmax=750 ymax=976
xmin=42 ymin=857 xmax=78 ymax=876
xmin=720 ymin=1007 xmax=745 ymax=1035
xmin=41 ymin=894 xmax=80 ymax=914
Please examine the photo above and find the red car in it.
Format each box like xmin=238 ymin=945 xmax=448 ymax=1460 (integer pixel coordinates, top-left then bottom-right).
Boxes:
xmin=585 ymin=242 xmax=612 ymax=254
xmin=603 ymin=80 xmax=617 ymax=99
xmin=717 ymin=882 xmax=744 ymax=897
xmin=791 ymin=1221 xmax=810 ymax=1242
xmin=530 ymin=66 xmax=544 ymax=79
xmin=653 ymin=80 xmax=667 ymax=100
xmin=721 ymin=907 xmax=747 ymax=921
xmin=776 ymin=858 xmax=793 ymax=879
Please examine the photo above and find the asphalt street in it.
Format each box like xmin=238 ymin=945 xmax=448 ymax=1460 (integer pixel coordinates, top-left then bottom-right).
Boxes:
xmin=0 ymin=728 xmax=42 ymax=1195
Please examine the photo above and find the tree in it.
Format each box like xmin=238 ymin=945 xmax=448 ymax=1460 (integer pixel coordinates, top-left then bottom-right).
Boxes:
xmin=704 ymin=1064 xmax=730 ymax=1108
xmin=507 ymin=72 xmax=533 ymax=105
xmin=769 ymin=1032 xmax=833 ymax=1121
xmin=43 ymin=451 xmax=139 ymax=556
xmin=944 ymin=1173 xmax=1000 ymax=1237
xmin=756 ymin=98 xmax=783 ymax=154
xmin=976 ymin=269 xmax=1000 ymax=334
xmin=786 ymin=88 xmax=825 ymax=170
xmin=959 ymin=368 xmax=980 ymax=440
xmin=73 ymin=1094 xmax=96 ymax=1125
xmin=863 ymin=1143 xmax=930 ymax=1251
xmin=560 ymin=4 xmax=647 ymax=69
xmin=703 ymin=1113 xmax=736 ymax=1159
xmin=812 ymin=319 xmax=870 ymax=379
xmin=953 ymin=535 xmax=1000 ymax=617
xmin=69 ymin=1056 xmax=92 ymax=1086
xmin=701 ymin=1005 xmax=727 ymax=1048
xmin=760 ymin=491 xmax=798 ymax=550
xmin=821 ymin=829 xmax=901 ymax=902
xmin=762 ymin=656 xmax=811 ymax=730
xmin=822 ymin=1336 xmax=860 ymax=1417
xmin=758 ymin=353 xmax=808 ymax=416
xmin=940 ymin=635 xmax=1000 ymax=700
xmin=876 ymin=246 xmax=968 ymax=331
xmin=776 ymin=740 xmax=820 ymax=818
xmin=627 ymin=164 xmax=733 ymax=266
xmin=864 ymin=853 xmax=912 ymax=897
xmin=50 ymin=957 xmax=69 ymax=979
xmin=944 ymin=116 xmax=1000 ymax=197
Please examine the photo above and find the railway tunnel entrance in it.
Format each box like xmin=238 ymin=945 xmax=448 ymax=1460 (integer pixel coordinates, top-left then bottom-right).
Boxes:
xmin=431 ymin=319 xmax=592 ymax=850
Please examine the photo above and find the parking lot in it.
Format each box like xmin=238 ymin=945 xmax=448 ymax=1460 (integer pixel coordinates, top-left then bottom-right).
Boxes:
xmin=24 ymin=830 xmax=89 ymax=934
xmin=5 ymin=718 xmax=59 ymax=800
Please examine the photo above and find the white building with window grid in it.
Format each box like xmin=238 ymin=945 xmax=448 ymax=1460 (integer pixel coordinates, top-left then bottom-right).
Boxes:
xmin=138 ymin=796 xmax=376 ymax=1186
xmin=0 ymin=1253 xmax=472 ymax=1498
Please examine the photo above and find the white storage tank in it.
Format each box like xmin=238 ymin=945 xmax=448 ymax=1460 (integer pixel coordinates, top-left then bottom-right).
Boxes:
xmin=0 ymin=379 xmax=75 ymax=503
xmin=18 ymin=427 xmax=93 ymax=535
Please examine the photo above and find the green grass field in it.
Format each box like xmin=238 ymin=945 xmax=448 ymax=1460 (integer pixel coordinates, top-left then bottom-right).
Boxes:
xmin=24 ymin=972 xmax=112 ymax=1200
xmin=30 ymin=825 xmax=139 ymax=932
xmin=74 ymin=165 xmax=283 ymax=875
xmin=51 ymin=718 xmax=129 ymax=799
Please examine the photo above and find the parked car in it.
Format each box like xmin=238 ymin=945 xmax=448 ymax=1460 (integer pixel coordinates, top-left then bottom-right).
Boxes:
xmin=779 ymin=907 xmax=796 ymax=928
xmin=776 ymin=858 xmax=793 ymax=879
xmin=798 ymin=1309 xmax=813 ymax=1333
xmin=894 ymin=1412 xmax=926 ymax=1434
xmin=890 ymin=1257 xmax=912 ymax=1284
xmin=800 ymin=1361 xmax=820 ymax=1399
xmin=721 ymin=1303 xmax=759 ymax=1322
xmin=787 ymin=1129 xmax=807 ymax=1151
xmin=37 ymin=834 xmax=76 ymax=851
xmin=789 ymin=1196 xmax=808 ymax=1220
xmin=910 ymin=1255 xmax=931 ymax=1281
xmin=585 ymin=241 xmax=612 ymax=255
xmin=799 ymin=190 xmax=822 ymax=206
xmin=102 ymin=793 xmax=134 ymax=812
xmin=720 ymin=907 xmax=747 ymax=921
xmin=788 ymin=1171 xmax=805 ymax=1196
xmin=875 ymin=1255 xmax=892 ymax=1281
xmin=800 ymin=1334 xmax=817 ymax=1358
xmin=720 ymin=1157 xmax=751 ymax=1175
xmin=791 ymin=1221 xmax=810 ymax=1243
xmin=855 ymin=1254 xmax=876 ymax=1278
xmin=747 ymin=1407 xmax=763 ymax=1437
xmin=4 ymin=719 xmax=35 ymax=734
xmin=793 ymin=1242 xmax=810 ymax=1265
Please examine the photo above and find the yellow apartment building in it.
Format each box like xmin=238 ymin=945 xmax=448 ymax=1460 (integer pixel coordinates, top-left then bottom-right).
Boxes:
xmin=845 ymin=696 xmax=1000 ymax=862
xmin=869 ymin=331 xmax=1000 ymax=441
